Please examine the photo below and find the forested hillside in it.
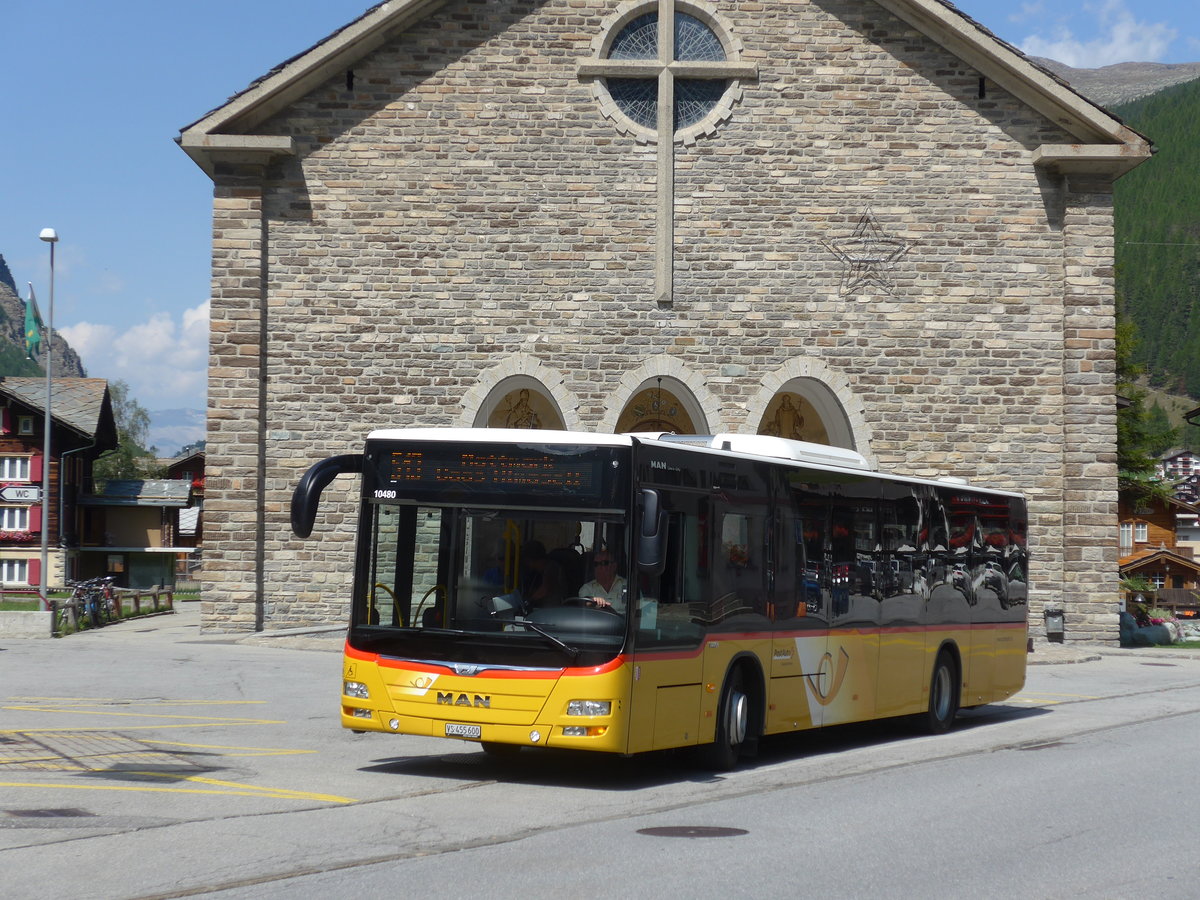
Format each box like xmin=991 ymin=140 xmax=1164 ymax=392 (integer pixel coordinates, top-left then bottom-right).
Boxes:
xmin=1113 ymin=78 xmax=1200 ymax=397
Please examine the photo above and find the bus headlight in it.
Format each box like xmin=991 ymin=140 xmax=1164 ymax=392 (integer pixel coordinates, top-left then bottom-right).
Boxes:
xmin=563 ymin=726 xmax=608 ymax=737
xmin=567 ymin=700 xmax=611 ymax=716
xmin=344 ymin=681 xmax=370 ymax=699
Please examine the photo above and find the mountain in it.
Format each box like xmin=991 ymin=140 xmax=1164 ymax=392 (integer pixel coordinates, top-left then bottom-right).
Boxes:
xmin=0 ymin=254 xmax=87 ymax=379
xmin=1110 ymin=78 xmax=1200 ymax=397
xmin=1033 ymin=58 xmax=1200 ymax=108
xmin=1028 ymin=61 xmax=1200 ymax=401
xmin=2 ymin=253 xmax=204 ymax=455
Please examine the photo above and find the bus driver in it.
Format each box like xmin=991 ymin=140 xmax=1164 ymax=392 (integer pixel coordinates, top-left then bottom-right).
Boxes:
xmin=579 ymin=552 xmax=626 ymax=612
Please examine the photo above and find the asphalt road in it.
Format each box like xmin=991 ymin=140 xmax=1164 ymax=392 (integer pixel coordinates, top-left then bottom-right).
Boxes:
xmin=3 ymin=605 xmax=1199 ymax=899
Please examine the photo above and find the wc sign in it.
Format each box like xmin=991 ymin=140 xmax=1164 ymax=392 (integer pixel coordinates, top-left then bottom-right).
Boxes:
xmin=0 ymin=486 xmax=41 ymax=503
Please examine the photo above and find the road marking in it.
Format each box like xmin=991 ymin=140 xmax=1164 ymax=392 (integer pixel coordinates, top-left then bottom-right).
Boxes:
xmin=0 ymin=697 xmax=350 ymax=805
xmin=0 ymin=776 xmax=356 ymax=804
xmin=143 ymin=739 xmax=315 ymax=757
xmin=1009 ymin=691 xmax=1100 ymax=705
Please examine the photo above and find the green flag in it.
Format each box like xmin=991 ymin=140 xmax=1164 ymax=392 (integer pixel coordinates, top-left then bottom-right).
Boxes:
xmin=24 ymin=284 xmax=44 ymax=359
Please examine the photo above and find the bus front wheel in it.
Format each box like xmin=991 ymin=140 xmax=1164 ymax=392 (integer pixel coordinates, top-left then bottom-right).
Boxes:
xmin=702 ymin=667 xmax=750 ymax=771
xmin=924 ymin=651 xmax=959 ymax=734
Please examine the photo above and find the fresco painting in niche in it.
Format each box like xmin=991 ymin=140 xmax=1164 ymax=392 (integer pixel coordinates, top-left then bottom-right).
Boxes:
xmin=487 ymin=388 xmax=564 ymax=430
xmin=757 ymin=392 xmax=829 ymax=444
xmin=616 ymin=385 xmax=697 ymax=434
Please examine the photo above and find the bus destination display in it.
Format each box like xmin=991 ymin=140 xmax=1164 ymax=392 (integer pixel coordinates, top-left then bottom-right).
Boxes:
xmin=381 ymin=446 xmax=606 ymax=499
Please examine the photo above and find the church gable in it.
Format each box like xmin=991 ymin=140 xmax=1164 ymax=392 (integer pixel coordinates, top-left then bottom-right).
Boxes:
xmin=180 ymin=0 xmax=1149 ymax=174
xmin=183 ymin=1 xmax=1144 ymax=640
xmin=216 ymin=0 xmax=1117 ymax=321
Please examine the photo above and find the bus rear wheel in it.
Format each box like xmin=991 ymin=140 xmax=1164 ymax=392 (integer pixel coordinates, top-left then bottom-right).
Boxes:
xmin=924 ymin=651 xmax=959 ymax=734
xmin=701 ymin=667 xmax=751 ymax=771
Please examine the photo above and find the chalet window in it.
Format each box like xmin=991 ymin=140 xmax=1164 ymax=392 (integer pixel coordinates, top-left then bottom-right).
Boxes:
xmin=1135 ymin=523 xmax=1148 ymax=543
xmin=1120 ymin=523 xmax=1132 ymax=551
xmin=0 ymin=559 xmax=28 ymax=585
xmin=17 ymin=417 xmax=34 ymax=436
xmin=0 ymin=457 xmax=30 ymax=481
xmin=0 ymin=507 xmax=29 ymax=531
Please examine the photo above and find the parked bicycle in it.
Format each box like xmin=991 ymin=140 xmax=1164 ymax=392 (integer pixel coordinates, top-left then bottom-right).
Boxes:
xmin=64 ymin=577 xmax=120 ymax=630
xmin=98 ymin=576 xmax=119 ymax=621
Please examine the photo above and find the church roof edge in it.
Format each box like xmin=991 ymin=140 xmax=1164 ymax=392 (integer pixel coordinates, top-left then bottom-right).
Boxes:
xmin=178 ymin=0 xmax=1151 ymax=178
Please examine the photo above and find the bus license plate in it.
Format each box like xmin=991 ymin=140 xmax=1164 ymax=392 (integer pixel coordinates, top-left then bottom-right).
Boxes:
xmin=446 ymin=723 xmax=481 ymax=739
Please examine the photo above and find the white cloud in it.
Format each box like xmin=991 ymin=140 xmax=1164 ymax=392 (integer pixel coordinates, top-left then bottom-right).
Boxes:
xmin=1010 ymin=3 xmax=1046 ymax=26
xmin=1019 ymin=1 xmax=1176 ymax=67
xmin=60 ymin=300 xmax=209 ymax=412
xmin=58 ymin=320 xmax=117 ymax=362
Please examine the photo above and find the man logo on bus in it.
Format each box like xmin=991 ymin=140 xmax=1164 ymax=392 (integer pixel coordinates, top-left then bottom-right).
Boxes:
xmin=437 ymin=692 xmax=492 ymax=709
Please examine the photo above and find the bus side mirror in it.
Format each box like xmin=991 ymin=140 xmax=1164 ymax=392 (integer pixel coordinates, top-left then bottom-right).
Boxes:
xmin=638 ymin=488 xmax=668 ymax=576
xmin=291 ymin=454 xmax=363 ymax=538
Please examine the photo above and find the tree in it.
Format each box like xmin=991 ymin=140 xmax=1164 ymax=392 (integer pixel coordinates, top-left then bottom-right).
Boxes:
xmin=94 ymin=380 xmax=159 ymax=482
xmin=1116 ymin=317 xmax=1173 ymax=503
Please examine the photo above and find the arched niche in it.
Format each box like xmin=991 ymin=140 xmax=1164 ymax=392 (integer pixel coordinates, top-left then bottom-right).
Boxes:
xmin=757 ymin=392 xmax=830 ymax=444
xmin=602 ymin=357 xmax=715 ymax=435
xmin=476 ymin=376 xmax=566 ymax=430
xmin=615 ymin=378 xmax=702 ymax=434
xmin=749 ymin=362 xmax=875 ymax=467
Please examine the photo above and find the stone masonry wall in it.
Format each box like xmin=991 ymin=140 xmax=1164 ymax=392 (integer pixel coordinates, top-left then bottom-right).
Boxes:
xmin=202 ymin=0 xmax=1119 ymax=639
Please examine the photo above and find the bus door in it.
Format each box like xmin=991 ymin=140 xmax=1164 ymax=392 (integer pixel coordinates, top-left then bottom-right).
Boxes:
xmin=875 ymin=485 xmax=928 ymax=717
xmin=702 ymin=492 xmax=773 ymax=731
xmin=821 ymin=493 xmax=880 ymax=726
xmin=627 ymin=489 xmax=708 ymax=754
xmin=770 ymin=496 xmax=829 ymax=731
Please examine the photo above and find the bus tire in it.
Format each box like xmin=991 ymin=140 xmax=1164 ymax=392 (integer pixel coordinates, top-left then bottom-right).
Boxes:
xmin=702 ymin=667 xmax=750 ymax=771
xmin=924 ymin=650 xmax=959 ymax=735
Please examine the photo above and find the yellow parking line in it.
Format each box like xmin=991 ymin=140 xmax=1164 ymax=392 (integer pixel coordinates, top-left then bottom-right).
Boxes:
xmin=1 ymin=708 xmax=285 ymax=726
xmin=0 ymin=777 xmax=356 ymax=804
xmin=143 ymin=740 xmax=315 ymax=757
xmin=6 ymin=697 xmax=268 ymax=706
xmin=1009 ymin=691 xmax=1100 ymax=705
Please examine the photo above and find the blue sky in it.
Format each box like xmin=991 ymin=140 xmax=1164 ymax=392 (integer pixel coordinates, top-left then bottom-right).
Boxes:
xmin=955 ymin=1 xmax=1200 ymax=66
xmin=3 ymin=0 xmax=1198 ymax=434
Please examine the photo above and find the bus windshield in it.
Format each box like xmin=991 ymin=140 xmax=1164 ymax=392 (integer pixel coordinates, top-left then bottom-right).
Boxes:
xmin=355 ymin=502 xmax=629 ymax=667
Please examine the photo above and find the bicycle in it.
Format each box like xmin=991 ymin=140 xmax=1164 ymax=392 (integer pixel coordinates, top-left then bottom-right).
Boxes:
xmin=98 ymin=577 xmax=119 ymax=621
xmin=65 ymin=577 xmax=115 ymax=629
xmin=53 ymin=597 xmax=74 ymax=635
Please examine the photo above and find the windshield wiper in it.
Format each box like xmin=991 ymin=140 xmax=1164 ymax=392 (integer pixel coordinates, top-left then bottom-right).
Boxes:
xmin=503 ymin=619 xmax=580 ymax=662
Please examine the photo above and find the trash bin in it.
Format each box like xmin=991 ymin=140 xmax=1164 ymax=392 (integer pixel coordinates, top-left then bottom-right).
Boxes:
xmin=1044 ymin=607 xmax=1065 ymax=643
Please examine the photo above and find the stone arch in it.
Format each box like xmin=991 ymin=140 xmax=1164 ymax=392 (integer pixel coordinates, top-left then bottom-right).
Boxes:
xmin=460 ymin=355 xmax=580 ymax=430
xmin=748 ymin=359 xmax=876 ymax=467
xmin=601 ymin=356 xmax=716 ymax=434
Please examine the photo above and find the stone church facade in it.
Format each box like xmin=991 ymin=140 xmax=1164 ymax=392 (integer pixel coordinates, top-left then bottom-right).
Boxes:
xmin=179 ymin=0 xmax=1150 ymax=638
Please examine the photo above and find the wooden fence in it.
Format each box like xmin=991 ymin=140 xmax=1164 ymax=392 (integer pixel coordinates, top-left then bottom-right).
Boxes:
xmin=53 ymin=587 xmax=174 ymax=634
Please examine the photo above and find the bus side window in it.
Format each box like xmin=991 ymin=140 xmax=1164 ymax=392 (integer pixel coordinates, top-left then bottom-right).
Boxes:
xmin=710 ymin=510 xmax=767 ymax=624
xmin=636 ymin=510 xmax=704 ymax=648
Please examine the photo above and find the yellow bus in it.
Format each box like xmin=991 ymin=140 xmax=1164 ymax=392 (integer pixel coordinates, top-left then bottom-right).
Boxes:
xmin=291 ymin=428 xmax=1028 ymax=768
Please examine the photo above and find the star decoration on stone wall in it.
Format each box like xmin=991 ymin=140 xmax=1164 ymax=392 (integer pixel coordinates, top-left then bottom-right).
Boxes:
xmin=823 ymin=211 xmax=912 ymax=296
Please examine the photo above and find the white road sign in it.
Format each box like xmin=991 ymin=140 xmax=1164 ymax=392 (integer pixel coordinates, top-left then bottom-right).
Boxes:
xmin=0 ymin=486 xmax=42 ymax=503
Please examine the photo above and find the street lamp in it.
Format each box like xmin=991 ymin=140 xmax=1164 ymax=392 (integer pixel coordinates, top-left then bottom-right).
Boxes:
xmin=38 ymin=227 xmax=57 ymax=614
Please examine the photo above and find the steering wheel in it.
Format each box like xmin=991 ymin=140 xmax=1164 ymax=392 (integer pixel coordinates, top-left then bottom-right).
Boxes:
xmin=562 ymin=596 xmax=620 ymax=614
